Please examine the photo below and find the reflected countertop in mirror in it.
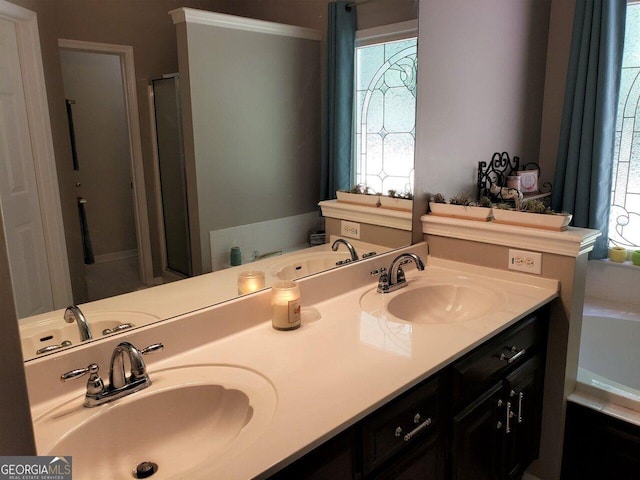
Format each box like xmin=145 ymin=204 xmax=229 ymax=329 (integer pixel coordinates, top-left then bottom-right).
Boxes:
xmin=20 ymin=238 xmax=391 ymax=362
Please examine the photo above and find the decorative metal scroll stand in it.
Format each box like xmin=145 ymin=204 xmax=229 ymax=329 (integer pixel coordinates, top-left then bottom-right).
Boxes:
xmin=477 ymin=152 xmax=552 ymax=208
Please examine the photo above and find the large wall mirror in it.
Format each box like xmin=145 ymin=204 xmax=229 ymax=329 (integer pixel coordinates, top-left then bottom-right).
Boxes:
xmin=2 ymin=0 xmax=418 ymax=361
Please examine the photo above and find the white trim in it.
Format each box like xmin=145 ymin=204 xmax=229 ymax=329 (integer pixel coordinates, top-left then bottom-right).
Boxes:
xmin=58 ymin=39 xmax=154 ymax=287
xmin=319 ymin=199 xmax=412 ymax=231
xmin=421 ymin=214 xmax=601 ymax=257
xmin=0 ymin=0 xmax=73 ymax=309
xmin=169 ymin=8 xmax=322 ymax=41
xmin=356 ymin=19 xmax=418 ymax=47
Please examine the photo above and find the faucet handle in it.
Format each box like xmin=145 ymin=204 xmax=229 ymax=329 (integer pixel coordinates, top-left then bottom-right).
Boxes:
xmin=141 ymin=343 xmax=164 ymax=355
xmin=376 ymin=268 xmax=392 ymax=293
xmin=61 ymin=363 xmax=105 ymax=396
xmin=396 ymin=266 xmax=406 ymax=284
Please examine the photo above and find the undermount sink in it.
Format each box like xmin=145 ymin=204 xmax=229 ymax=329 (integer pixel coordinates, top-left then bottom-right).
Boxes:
xmin=34 ymin=365 xmax=277 ymax=479
xmin=360 ymin=280 xmax=502 ymax=324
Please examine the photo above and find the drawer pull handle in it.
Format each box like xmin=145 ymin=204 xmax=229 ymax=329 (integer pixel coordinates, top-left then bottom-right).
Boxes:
xmin=401 ymin=417 xmax=432 ymax=442
xmin=500 ymin=347 xmax=526 ymax=364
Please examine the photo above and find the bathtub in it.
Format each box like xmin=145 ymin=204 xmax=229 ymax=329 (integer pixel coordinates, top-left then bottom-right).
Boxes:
xmin=572 ymin=297 xmax=640 ymax=426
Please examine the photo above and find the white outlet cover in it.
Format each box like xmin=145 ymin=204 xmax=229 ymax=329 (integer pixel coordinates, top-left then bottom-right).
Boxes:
xmin=508 ymin=249 xmax=542 ymax=275
xmin=341 ymin=220 xmax=360 ymax=239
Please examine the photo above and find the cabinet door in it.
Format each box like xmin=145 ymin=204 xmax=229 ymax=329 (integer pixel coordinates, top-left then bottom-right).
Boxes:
xmin=503 ymin=355 xmax=545 ymax=480
xmin=452 ymin=382 xmax=505 ymax=480
xmin=370 ymin=429 xmax=443 ymax=480
xmin=268 ymin=428 xmax=355 ymax=480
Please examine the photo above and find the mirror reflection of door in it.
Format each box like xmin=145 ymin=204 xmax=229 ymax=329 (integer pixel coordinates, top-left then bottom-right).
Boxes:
xmin=0 ymin=17 xmax=56 ymax=318
xmin=59 ymin=48 xmax=143 ymax=302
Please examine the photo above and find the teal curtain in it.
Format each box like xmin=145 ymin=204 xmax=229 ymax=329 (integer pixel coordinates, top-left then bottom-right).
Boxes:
xmin=552 ymin=0 xmax=626 ymax=259
xmin=321 ymin=1 xmax=356 ymax=200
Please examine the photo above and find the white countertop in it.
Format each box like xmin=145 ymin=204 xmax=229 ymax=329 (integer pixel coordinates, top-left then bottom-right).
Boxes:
xmin=27 ymin=249 xmax=558 ymax=479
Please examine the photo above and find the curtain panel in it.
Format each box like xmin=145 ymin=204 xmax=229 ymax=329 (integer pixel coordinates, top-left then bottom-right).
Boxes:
xmin=552 ymin=0 xmax=626 ymax=259
xmin=320 ymin=1 xmax=356 ymax=200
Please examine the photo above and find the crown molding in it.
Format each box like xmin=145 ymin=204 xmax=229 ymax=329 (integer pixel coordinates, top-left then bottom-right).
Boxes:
xmin=170 ymin=8 xmax=322 ymax=41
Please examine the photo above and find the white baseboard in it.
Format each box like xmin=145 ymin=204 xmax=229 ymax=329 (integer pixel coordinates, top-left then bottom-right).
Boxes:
xmin=93 ymin=249 xmax=138 ymax=264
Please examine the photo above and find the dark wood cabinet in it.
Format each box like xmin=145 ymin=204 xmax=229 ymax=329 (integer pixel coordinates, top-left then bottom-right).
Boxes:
xmin=267 ymin=307 xmax=549 ymax=480
xmin=268 ymin=428 xmax=356 ymax=480
xmin=503 ymin=356 xmax=545 ymax=480
xmin=452 ymin=382 xmax=504 ymax=480
xmin=562 ymin=402 xmax=640 ymax=479
xmin=451 ymin=308 xmax=548 ymax=480
xmin=362 ymin=375 xmax=442 ymax=477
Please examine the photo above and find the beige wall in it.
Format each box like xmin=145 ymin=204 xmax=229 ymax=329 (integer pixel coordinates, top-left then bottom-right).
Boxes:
xmin=413 ymin=0 xmax=552 ymax=241
xmin=325 ymin=217 xmax=412 ymax=248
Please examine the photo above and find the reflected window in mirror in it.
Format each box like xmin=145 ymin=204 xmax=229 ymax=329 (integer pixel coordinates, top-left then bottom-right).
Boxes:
xmin=354 ymin=21 xmax=418 ymax=196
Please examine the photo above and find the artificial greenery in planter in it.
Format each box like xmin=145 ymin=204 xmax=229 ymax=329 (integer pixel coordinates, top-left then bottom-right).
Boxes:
xmin=492 ymin=199 xmax=572 ymax=230
xmin=336 ymin=184 xmax=381 ymax=207
xmin=336 ymin=185 xmax=415 ymax=211
xmin=427 ymin=192 xmax=493 ymax=221
xmin=379 ymin=189 xmax=414 ymax=211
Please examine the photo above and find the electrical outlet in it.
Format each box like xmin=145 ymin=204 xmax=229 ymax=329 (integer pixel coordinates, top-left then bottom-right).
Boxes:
xmin=508 ymin=249 xmax=542 ymax=275
xmin=341 ymin=220 xmax=360 ymax=239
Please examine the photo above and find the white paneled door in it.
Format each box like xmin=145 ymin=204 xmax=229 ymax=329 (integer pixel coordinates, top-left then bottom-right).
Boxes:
xmin=0 ymin=17 xmax=54 ymax=317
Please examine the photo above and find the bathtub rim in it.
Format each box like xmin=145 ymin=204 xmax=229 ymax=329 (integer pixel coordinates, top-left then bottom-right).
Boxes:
xmin=573 ymin=298 xmax=640 ymax=427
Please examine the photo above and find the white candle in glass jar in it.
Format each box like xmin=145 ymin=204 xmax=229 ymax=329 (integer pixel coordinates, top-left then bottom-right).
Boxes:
xmin=271 ymin=281 xmax=301 ymax=330
xmin=237 ymin=271 xmax=266 ymax=295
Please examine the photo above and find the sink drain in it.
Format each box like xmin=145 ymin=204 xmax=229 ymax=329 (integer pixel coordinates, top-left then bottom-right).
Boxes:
xmin=133 ymin=461 xmax=158 ymax=479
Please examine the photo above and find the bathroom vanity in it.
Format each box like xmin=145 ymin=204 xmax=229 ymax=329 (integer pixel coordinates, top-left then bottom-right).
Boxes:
xmin=24 ymin=243 xmax=558 ymax=479
xmin=270 ymin=306 xmax=548 ymax=480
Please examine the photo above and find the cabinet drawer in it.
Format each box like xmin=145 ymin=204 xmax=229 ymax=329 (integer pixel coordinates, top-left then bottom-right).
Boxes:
xmin=452 ymin=313 xmax=546 ymax=408
xmin=362 ymin=374 xmax=440 ymax=476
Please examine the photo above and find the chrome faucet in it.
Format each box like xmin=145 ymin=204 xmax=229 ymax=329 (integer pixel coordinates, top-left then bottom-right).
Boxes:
xmin=331 ymin=238 xmax=359 ymax=261
xmin=64 ymin=305 xmax=92 ymax=341
xmin=377 ymin=253 xmax=425 ymax=293
xmin=60 ymin=341 xmax=163 ymax=407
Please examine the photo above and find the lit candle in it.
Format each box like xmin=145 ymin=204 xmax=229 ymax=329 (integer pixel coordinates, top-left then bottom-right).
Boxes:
xmin=237 ymin=271 xmax=266 ymax=295
xmin=271 ymin=281 xmax=301 ymax=330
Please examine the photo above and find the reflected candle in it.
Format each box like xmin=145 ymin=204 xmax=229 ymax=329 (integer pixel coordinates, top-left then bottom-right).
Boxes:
xmin=237 ymin=271 xmax=265 ymax=295
xmin=271 ymin=281 xmax=301 ymax=330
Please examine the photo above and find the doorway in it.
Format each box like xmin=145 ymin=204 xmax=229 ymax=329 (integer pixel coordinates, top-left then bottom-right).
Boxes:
xmin=58 ymin=40 xmax=153 ymax=302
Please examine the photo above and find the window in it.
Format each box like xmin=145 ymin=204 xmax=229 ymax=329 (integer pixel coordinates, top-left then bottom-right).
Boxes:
xmin=354 ymin=22 xmax=417 ymax=195
xmin=611 ymin=2 xmax=640 ymax=249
